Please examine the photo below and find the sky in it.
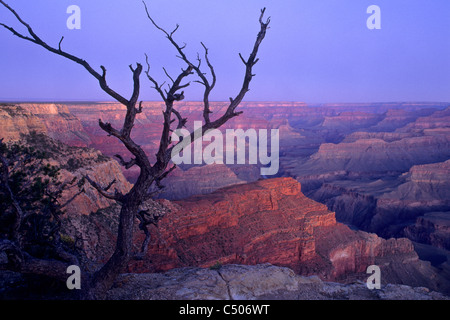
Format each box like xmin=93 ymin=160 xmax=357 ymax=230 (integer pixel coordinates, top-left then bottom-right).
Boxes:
xmin=0 ymin=0 xmax=449 ymax=103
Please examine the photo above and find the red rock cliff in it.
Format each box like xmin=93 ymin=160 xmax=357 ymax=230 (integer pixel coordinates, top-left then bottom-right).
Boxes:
xmin=129 ymin=178 xmax=423 ymax=285
xmin=62 ymin=176 xmax=445 ymax=290
xmin=130 ymin=178 xmax=335 ymax=273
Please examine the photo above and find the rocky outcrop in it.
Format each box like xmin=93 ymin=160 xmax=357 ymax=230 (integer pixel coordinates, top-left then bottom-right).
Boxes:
xmin=343 ymin=131 xmax=420 ymax=143
xmin=20 ymin=104 xmax=89 ymax=142
xmin=310 ymin=224 xmax=439 ymax=288
xmin=155 ymin=164 xmax=252 ymax=200
xmin=2 ymin=263 xmax=446 ymax=300
xmin=397 ymin=106 xmax=450 ymax=133
xmin=0 ymin=104 xmax=47 ymax=141
xmin=368 ymin=108 xmax=437 ymax=132
xmin=321 ymin=111 xmax=384 ymax=131
xmin=62 ymin=101 xmax=450 ymax=198
xmin=371 ymin=160 xmax=450 ymax=237
xmin=288 ymin=105 xmax=450 ymax=262
xmin=308 ymin=182 xmax=379 ymax=230
xmin=404 ymin=212 xmax=450 ymax=250
xmin=299 ymin=134 xmax=450 ymax=174
xmin=27 ymin=133 xmax=132 ymax=217
xmin=129 ymin=178 xmax=336 ymax=273
xmin=305 ymin=161 xmax=450 ymax=238
xmin=106 ymin=264 xmax=449 ymax=300
xmin=383 ymin=160 xmax=450 ymax=201
xmin=65 ymin=101 xmax=315 ymax=183
xmin=58 ymin=158 xmax=132 ymax=217
xmin=0 ymin=104 xmax=132 ymax=217
xmin=1 ymin=103 xmax=91 ymax=146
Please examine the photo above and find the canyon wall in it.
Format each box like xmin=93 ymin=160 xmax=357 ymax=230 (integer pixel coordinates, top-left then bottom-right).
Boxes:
xmin=0 ymin=103 xmax=91 ymax=146
xmin=0 ymin=104 xmax=47 ymax=141
xmin=0 ymin=104 xmax=132 ymax=216
xmin=63 ymin=177 xmax=449 ymax=293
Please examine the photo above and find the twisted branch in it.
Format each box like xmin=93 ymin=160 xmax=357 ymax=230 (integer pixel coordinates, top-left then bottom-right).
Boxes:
xmin=84 ymin=175 xmax=124 ymax=202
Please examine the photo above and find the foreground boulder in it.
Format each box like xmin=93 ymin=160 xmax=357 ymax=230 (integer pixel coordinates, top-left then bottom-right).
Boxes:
xmin=107 ymin=264 xmax=448 ymax=300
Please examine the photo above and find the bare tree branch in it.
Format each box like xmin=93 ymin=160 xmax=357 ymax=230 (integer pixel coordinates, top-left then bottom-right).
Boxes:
xmin=58 ymin=188 xmax=84 ymax=209
xmin=199 ymin=42 xmax=217 ymax=124
xmin=162 ymin=67 xmax=175 ymax=84
xmin=172 ymin=108 xmax=187 ymax=129
xmin=143 ymin=1 xmax=218 ymax=126
xmin=136 ymin=101 xmax=143 ymax=114
xmin=154 ymin=164 xmax=176 ymax=190
xmin=135 ymin=209 xmax=163 ymax=257
xmin=58 ymin=36 xmax=64 ymax=51
xmin=85 ymin=175 xmax=124 ymax=202
xmin=166 ymin=6 xmax=271 ymax=159
xmin=98 ymin=119 xmax=121 ymax=138
xmin=0 ymin=239 xmax=73 ymax=282
xmin=144 ymin=53 xmax=167 ymax=102
xmin=0 ymin=0 xmax=131 ymax=106
xmin=115 ymin=154 xmax=137 ymax=169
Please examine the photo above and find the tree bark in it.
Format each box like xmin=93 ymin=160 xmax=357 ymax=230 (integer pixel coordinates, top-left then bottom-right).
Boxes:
xmin=87 ymin=200 xmax=138 ymax=298
xmin=86 ymin=172 xmax=154 ymax=299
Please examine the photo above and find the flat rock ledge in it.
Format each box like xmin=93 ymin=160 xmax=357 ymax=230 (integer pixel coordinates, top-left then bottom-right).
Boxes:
xmin=107 ymin=264 xmax=448 ymax=300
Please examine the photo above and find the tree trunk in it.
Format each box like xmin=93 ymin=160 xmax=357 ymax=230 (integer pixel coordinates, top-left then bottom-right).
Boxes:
xmin=85 ymin=173 xmax=152 ymax=299
xmin=84 ymin=200 xmax=136 ymax=299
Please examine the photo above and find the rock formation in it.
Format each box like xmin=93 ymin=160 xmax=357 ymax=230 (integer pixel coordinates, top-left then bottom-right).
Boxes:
xmin=2 ymin=263 xmax=447 ymax=300
xmin=129 ymin=178 xmax=335 ymax=273
xmin=18 ymin=103 xmax=91 ymax=146
xmin=25 ymin=133 xmax=132 ymax=217
xmin=0 ymin=104 xmax=47 ymax=141
xmin=0 ymin=104 xmax=132 ymax=216
xmin=106 ymin=264 xmax=448 ymax=300
xmin=308 ymin=160 xmax=450 ymax=240
xmin=404 ymin=212 xmax=450 ymax=250
xmin=0 ymin=103 xmax=91 ymax=146
xmin=64 ymin=177 xmax=449 ymax=294
xmin=155 ymin=164 xmax=252 ymax=200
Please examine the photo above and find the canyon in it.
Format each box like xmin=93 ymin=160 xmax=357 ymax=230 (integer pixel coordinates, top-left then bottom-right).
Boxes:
xmin=62 ymin=101 xmax=450 ymax=249
xmin=0 ymin=103 xmax=131 ymax=216
xmin=60 ymin=176 xmax=450 ymax=295
xmin=1 ymin=101 xmax=449 ymax=297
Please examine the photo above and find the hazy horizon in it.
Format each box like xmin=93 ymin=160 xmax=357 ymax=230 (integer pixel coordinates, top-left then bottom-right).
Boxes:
xmin=1 ymin=99 xmax=449 ymax=104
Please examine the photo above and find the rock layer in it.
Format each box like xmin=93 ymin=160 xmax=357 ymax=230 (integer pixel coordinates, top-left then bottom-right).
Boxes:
xmin=130 ymin=178 xmax=335 ymax=273
xmin=0 ymin=103 xmax=91 ymax=146
xmin=0 ymin=104 xmax=47 ymax=141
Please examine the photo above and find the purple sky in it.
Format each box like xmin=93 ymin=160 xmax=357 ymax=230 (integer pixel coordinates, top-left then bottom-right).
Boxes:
xmin=0 ymin=0 xmax=449 ymax=103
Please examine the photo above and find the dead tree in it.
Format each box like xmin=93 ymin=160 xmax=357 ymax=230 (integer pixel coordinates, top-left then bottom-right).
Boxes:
xmin=0 ymin=0 xmax=270 ymax=299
